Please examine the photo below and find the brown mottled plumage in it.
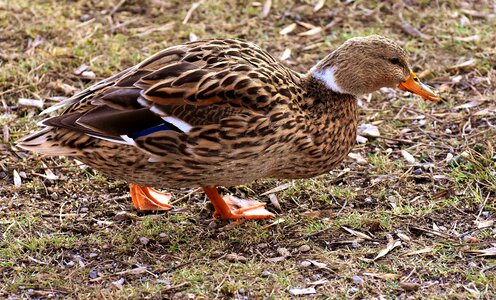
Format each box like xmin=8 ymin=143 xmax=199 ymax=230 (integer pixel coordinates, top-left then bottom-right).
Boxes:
xmin=18 ymin=35 xmax=439 ymax=220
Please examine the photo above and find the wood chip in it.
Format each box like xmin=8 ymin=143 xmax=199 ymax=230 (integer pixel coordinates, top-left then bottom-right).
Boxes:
xmin=261 ymin=0 xmax=271 ymax=18
xmin=18 ymin=98 xmax=44 ymax=109
xmin=2 ymin=124 xmax=9 ymax=144
xmin=279 ymin=23 xmax=297 ymax=35
xmin=348 ymin=152 xmax=368 ymax=165
xmin=289 ymin=287 xmax=316 ymax=296
xmin=268 ymin=193 xmax=281 ymax=211
xmin=81 ymin=71 xmax=96 ymax=79
xmin=73 ymin=64 xmax=89 ymax=75
xmin=401 ymin=150 xmax=416 ymax=164
xmin=313 ymin=0 xmax=325 ymax=12
xmin=297 ymin=27 xmax=322 ymax=36
xmin=358 ymin=123 xmax=380 ymax=138
xmin=13 ymin=170 xmax=21 ymax=188
xmin=448 ymin=58 xmax=476 ymax=70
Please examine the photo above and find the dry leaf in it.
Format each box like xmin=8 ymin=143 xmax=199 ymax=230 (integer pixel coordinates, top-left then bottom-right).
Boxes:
xmin=363 ymin=272 xmax=402 ymax=280
xmin=308 ymin=260 xmax=327 ymax=268
xmin=298 ymin=27 xmax=322 ymax=36
xmin=342 ymin=226 xmax=373 ymax=240
xmin=467 ymin=245 xmax=496 ymax=257
xmin=183 ymin=1 xmax=203 ymax=24
xmin=261 ymin=0 xmax=271 ymax=18
xmin=476 ymin=220 xmax=494 ymax=229
xmin=403 ymin=247 xmax=434 ymax=256
xmin=374 ymin=236 xmax=401 ymax=260
xmin=73 ymin=64 xmax=89 ymax=75
xmin=454 ymin=99 xmax=483 ymax=110
xmin=261 ymin=183 xmax=291 ymax=195
xmin=280 ymin=48 xmax=291 ymax=61
xmin=279 ymin=23 xmax=297 ymax=35
xmin=313 ymin=0 xmax=325 ymax=12
xmin=13 ymin=170 xmax=22 ymax=188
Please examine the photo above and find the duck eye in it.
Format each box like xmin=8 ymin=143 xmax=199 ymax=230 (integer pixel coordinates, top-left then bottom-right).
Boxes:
xmin=389 ymin=58 xmax=401 ymax=65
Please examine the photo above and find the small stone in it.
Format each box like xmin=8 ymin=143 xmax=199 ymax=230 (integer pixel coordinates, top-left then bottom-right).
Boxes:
xmin=65 ymin=260 xmax=75 ymax=267
xmin=261 ymin=270 xmax=271 ymax=277
xmin=298 ymin=244 xmax=311 ymax=252
xmin=89 ymin=252 xmax=98 ymax=258
xmin=349 ymin=287 xmax=359 ymax=294
xmin=112 ymin=277 xmax=125 ymax=287
xmin=89 ymin=269 xmax=98 ymax=279
xmin=352 ymin=275 xmax=364 ymax=285
xmin=18 ymin=171 xmax=27 ymax=178
xmin=51 ymin=192 xmax=58 ymax=200
xmin=277 ymin=247 xmax=290 ymax=257
xmin=226 ymin=253 xmax=247 ymax=263
xmin=482 ymin=211 xmax=489 ymax=217
xmin=79 ymin=207 xmax=89 ymax=213
xmin=351 ymin=241 xmax=360 ymax=248
xmin=468 ymin=261 xmax=478 ymax=268
xmin=300 ymin=260 xmax=311 ymax=267
xmin=80 ymin=14 xmax=91 ymax=22
xmin=159 ymin=232 xmax=167 ymax=238
xmin=139 ymin=237 xmax=149 ymax=245
xmin=413 ymin=168 xmax=423 ymax=175
xmin=258 ymin=243 xmax=268 ymax=248
xmin=238 ymin=288 xmax=246 ymax=294
xmin=157 ymin=278 xmax=171 ymax=285
xmin=399 ymin=282 xmax=420 ymax=291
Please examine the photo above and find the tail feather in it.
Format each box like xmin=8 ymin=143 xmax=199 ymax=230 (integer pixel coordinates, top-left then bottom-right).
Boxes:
xmin=16 ymin=128 xmax=80 ymax=156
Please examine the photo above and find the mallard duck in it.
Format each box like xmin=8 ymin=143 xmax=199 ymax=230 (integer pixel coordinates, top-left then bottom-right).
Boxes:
xmin=18 ymin=35 xmax=439 ymax=220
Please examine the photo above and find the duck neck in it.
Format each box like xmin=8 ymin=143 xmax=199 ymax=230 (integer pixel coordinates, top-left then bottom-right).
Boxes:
xmin=303 ymin=75 xmax=356 ymax=111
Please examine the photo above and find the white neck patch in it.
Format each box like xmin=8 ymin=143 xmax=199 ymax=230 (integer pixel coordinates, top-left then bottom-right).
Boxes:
xmin=309 ymin=65 xmax=344 ymax=94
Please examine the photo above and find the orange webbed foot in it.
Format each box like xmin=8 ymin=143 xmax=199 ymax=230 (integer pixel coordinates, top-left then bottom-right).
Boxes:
xmin=203 ymin=187 xmax=275 ymax=220
xmin=129 ymin=183 xmax=172 ymax=211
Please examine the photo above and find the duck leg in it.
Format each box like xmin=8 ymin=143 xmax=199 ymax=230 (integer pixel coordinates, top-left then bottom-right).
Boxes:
xmin=203 ymin=186 xmax=275 ymax=220
xmin=129 ymin=183 xmax=172 ymax=211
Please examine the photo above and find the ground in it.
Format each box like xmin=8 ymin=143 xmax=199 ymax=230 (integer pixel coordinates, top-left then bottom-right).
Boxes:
xmin=1 ymin=0 xmax=495 ymax=299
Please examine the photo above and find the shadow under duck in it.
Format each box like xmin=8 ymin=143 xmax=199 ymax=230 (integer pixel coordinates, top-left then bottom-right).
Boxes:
xmin=18 ymin=35 xmax=439 ymax=220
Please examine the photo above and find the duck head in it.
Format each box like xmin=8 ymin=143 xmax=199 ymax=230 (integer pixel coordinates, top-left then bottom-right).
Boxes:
xmin=309 ymin=35 xmax=440 ymax=102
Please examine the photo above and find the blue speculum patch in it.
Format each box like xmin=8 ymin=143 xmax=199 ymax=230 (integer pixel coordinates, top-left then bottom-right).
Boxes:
xmin=128 ymin=122 xmax=182 ymax=138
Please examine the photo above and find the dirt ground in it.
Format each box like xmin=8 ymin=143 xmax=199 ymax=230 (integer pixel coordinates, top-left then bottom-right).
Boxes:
xmin=1 ymin=0 xmax=495 ymax=299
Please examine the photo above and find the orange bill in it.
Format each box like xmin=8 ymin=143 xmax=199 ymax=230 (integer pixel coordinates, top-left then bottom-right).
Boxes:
xmin=399 ymin=70 xmax=440 ymax=102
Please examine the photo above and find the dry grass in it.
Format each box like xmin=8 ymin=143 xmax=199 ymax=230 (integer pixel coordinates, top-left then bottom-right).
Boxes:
xmin=1 ymin=0 xmax=496 ymax=298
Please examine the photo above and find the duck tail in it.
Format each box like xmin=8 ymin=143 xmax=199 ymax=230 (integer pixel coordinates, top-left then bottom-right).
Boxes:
xmin=16 ymin=128 xmax=80 ymax=156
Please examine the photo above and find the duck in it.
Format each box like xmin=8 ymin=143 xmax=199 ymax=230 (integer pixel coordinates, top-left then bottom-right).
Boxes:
xmin=18 ymin=35 xmax=439 ymax=220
